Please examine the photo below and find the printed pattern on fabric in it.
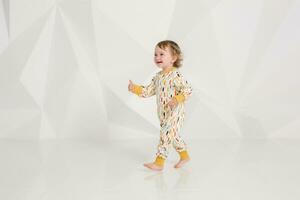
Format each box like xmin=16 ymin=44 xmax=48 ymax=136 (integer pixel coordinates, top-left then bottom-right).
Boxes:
xmin=136 ymin=67 xmax=192 ymax=159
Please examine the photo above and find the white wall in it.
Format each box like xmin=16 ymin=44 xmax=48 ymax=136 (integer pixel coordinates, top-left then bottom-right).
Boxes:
xmin=0 ymin=0 xmax=300 ymax=140
xmin=0 ymin=0 xmax=9 ymax=52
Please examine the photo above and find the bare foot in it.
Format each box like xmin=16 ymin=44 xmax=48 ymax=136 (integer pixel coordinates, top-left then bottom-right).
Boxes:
xmin=143 ymin=162 xmax=163 ymax=171
xmin=174 ymin=158 xmax=190 ymax=168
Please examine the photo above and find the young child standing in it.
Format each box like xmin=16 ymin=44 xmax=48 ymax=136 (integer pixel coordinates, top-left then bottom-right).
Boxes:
xmin=128 ymin=40 xmax=192 ymax=171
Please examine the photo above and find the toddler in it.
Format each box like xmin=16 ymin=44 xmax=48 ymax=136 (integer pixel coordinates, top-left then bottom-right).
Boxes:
xmin=128 ymin=40 xmax=192 ymax=171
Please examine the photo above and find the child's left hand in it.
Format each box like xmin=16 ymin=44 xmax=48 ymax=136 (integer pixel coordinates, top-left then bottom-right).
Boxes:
xmin=167 ymin=97 xmax=178 ymax=109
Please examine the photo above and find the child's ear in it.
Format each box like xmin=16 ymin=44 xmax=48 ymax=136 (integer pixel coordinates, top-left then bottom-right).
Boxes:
xmin=172 ymin=55 xmax=177 ymax=63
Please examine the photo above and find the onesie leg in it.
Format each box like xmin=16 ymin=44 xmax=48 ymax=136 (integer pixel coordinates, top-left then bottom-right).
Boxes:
xmin=171 ymin=124 xmax=190 ymax=167
xmin=155 ymin=106 xmax=189 ymax=168
xmin=172 ymin=127 xmax=187 ymax=153
xmin=172 ymin=131 xmax=190 ymax=159
xmin=143 ymin=118 xmax=172 ymax=171
xmin=156 ymin=120 xmax=174 ymax=160
xmin=156 ymin=117 xmax=187 ymax=158
xmin=169 ymin=116 xmax=190 ymax=168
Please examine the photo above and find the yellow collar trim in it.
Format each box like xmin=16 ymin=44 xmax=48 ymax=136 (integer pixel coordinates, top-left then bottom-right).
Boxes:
xmin=161 ymin=66 xmax=176 ymax=74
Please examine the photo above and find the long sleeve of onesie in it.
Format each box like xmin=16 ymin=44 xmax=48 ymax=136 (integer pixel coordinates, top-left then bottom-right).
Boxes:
xmin=173 ymin=71 xmax=193 ymax=103
xmin=131 ymin=76 xmax=156 ymax=98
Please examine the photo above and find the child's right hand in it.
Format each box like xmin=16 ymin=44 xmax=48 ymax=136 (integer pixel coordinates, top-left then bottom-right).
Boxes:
xmin=128 ymin=80 xmax=134 ymax=92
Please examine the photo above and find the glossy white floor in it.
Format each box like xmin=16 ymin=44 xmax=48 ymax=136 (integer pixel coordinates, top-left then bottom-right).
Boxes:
xmin=1 ymin=138 xmax=300 ymax=200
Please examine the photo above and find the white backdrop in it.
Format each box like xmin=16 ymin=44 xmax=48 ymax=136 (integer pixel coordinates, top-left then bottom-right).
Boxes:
xmin=0 ymin=0 xmax=300 ymax=140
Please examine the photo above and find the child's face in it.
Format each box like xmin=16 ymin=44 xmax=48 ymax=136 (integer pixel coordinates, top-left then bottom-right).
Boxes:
xmin=154 ymin=46 xmax=177 ymax=69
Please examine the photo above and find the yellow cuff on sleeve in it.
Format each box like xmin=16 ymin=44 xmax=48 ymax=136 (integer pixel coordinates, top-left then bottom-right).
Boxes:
xmin=132 ymin=85 xmax=143 ymax=96
xmin=175 ymin=93 xmax=185 ymax=103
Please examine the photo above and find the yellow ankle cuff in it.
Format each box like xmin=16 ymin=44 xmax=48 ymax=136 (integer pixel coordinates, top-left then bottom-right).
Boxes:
xmin=179 ymin=150 xmax=190 ymax=160
xmin=154 ymin=156 xmax=165 ymax=167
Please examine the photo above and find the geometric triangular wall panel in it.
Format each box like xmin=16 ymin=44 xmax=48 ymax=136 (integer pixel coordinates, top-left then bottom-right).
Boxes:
xmin=1 ymin=0 xmax=300 ymax=140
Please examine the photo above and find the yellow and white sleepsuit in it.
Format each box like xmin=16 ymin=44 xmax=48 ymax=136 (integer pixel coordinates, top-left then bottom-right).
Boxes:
xmin=131 ymin=67 xmax=192 ymax=167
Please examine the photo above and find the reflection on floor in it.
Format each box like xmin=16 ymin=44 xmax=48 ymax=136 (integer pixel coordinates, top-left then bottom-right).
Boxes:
xmin=1 ymin=138 xmax=300 ymax=200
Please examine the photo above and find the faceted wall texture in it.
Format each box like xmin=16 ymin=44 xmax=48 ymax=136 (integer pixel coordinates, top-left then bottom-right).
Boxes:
xmin=0 ymin=0 xmax=300 ymax=140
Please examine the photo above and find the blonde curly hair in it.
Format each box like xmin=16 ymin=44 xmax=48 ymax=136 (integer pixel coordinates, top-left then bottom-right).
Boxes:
xmin=156 ymin=40 xmax=183 ymax=68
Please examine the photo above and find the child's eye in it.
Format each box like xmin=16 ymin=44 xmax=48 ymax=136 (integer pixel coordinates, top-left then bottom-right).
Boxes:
xmin=160 ymin=53 xmax=164 ymax=56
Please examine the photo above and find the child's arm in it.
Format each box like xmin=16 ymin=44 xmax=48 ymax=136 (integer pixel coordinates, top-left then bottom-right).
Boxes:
xmin=173 ymin=71 xmax=193 ymax=103
xmin=128 ymin=76 xmax=156 ymax=98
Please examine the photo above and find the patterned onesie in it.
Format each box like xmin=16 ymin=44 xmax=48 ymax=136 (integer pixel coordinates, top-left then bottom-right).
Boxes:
xmin=132 ymin=67 xmax=192 ymax=159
